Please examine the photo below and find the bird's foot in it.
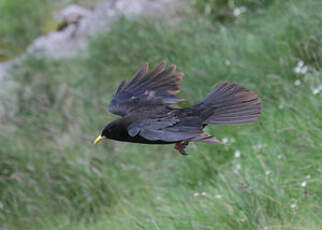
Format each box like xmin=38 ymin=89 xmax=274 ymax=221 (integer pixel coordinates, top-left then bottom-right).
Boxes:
xmin=174 ymin=141 xmax=189 ymax=155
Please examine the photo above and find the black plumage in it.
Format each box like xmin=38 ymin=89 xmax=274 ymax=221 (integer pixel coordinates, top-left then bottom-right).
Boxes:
xmin=94 ymin=62 xmax=261 ymax=155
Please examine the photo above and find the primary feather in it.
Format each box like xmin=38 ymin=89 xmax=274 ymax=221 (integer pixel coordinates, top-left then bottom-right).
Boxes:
xmin=109 ymin=62 xmax=184 ymax=116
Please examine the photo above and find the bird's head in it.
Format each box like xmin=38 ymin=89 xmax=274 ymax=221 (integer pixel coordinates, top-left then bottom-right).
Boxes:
xmin=93 ymin=120 xmax=123 ymax=144
xmin=93 ymin=123 xmax=113 ymax=144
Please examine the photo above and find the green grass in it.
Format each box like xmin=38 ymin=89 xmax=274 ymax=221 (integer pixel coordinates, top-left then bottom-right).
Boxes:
xmin=0 ymin=0 xmax=93 ymax=61
xmin=0 ymin=0 xmax=321 ymax=229
xmin=0 ymin=0 xmax=53 ymax=61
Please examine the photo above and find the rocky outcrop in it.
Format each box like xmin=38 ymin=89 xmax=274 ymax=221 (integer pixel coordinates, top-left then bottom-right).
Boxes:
xmin=28 ymin=0 xmax=181 ymax=59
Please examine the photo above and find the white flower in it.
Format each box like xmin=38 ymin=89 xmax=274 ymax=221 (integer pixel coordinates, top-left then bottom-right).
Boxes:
xmin=193 ymin=192 xmax=199 ymax=197
xmin=201 ymin=192 xmax=207 ymax=196
xmin=294 ymin=79 xmax=301 ymax=86
xmin=301 ymin=181 xmax=307 ymax=187
xmin=277 ymin=154 xmax=282 ymax=159
xmin=312 ymin=85 xmax=322 ymax=95
xmin=298 ymin=60 xmax=304 ymax=67
xmin=265 ymin=170 xmax=271 ymax=175
xmin=253 ymin=144 xmax=264 ymax=151
xmin=300 ymin=65 xmax=308 ymax=74
xmin=233 ymin=6 xmax=247 ymax=17
xmin=222 ymin=138 xmax=229 ymax=144
xmin=290 ymin=203 xmax=296 ymax=209
xmin=215 ymin=194 xmax=222 ymax=199
xmin=293 ymin=66 xmax=301 ymax=73
xmin=234 ymin=150 xmax=241 ymax=158
xmin=234 ymin=163 xmax=241 ymax=173
xmin=313 ymin=88 xmax=319 ymax=95
xmin=293 ymin=60 xmax=308 ymax=74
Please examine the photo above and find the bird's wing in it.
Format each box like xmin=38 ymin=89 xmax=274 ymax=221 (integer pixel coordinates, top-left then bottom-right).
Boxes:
xmin=108 ymin=62 xmax=184 ymax=116
xmin=127 ymin=112 xmax=203 ymax=142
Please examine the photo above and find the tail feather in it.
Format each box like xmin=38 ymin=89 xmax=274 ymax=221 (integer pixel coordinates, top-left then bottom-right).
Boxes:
xmin=196 ymin=82 xmax=261 ymax=125
xmin=192 ymin=132 xmax=224 ymax=144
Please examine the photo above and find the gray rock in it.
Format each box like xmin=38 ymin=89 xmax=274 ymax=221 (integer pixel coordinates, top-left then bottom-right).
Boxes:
xmin=27 ymin=0 xmax=182 ymax=59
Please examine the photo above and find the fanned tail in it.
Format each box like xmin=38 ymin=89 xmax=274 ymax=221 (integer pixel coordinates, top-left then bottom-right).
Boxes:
xmin=194 ymin=82 xmax=261 ymax=125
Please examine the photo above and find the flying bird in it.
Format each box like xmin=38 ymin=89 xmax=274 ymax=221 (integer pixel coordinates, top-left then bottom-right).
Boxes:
xmin=94 ymin=62 xmax=261 ymax=155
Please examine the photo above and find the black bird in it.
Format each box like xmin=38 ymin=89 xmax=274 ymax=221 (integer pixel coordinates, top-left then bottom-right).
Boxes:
xmin=94 ymin=62 xmax=261 ymax=155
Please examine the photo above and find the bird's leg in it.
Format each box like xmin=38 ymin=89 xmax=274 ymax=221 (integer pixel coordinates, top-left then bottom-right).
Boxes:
xmin=174 ymin=141 xmax=189 ymax=155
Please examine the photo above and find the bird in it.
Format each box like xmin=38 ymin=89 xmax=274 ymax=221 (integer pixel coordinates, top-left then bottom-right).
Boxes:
xmin=94 ymin=61 xmax=261 ymax=155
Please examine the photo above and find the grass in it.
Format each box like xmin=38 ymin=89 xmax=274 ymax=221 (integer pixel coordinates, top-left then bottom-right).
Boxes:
xmin=0 ymin=0 xmax=94 ymax=61
xmin=0 ymin=0 xmax=321 ymax=229
xmin=0 ymin=0 xmax=53 ymax=61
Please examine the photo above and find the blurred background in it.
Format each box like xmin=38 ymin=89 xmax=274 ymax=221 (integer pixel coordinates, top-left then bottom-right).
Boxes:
xmin=0 ymin=0 xmax=321 ymax=229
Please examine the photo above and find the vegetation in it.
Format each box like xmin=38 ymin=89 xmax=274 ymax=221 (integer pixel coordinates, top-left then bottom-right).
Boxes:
xmin=0 ymin=0 xmax=53 ymax=61
xmin=1 ymin=0 xmax=321 ymax=229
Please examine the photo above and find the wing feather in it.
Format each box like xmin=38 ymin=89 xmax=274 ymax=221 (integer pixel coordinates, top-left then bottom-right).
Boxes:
xmin=109 ymin=62 xmax=184 ymax=116
xmin=128 ymin=113 xmax=203 ymax=142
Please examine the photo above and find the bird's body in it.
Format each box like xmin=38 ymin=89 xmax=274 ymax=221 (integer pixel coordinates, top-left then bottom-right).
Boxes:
xmin=102 ymin=107 xmax=202 ymax=144
xmin=94 ymin=62 xmax=261 ymax=155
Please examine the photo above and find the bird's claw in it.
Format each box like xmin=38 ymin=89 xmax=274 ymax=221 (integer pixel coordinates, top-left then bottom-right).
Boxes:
xmin=174 ymin=141 xmax=189 ymax=155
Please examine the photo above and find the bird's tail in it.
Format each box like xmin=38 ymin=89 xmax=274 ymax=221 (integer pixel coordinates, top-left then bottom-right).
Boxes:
xmin=192 ymin=82 xmax=261 ymax=125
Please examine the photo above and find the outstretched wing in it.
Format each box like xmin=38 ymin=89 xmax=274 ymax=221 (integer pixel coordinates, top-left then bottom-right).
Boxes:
xmin=109 ymin=62 xmax=184 ymax=116
xmin=127 ymin=112 xmax=204 ymax=142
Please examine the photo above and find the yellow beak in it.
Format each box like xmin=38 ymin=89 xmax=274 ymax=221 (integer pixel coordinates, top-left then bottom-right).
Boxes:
xmin=94 ymin=135 xmax=105 ymax=144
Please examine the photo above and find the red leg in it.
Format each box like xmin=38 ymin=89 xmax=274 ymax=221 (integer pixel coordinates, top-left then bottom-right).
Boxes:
xmin=174 ymin=141 xmax=189 ymax=155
